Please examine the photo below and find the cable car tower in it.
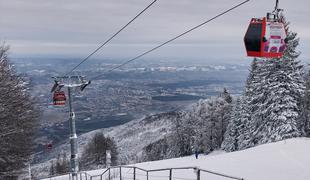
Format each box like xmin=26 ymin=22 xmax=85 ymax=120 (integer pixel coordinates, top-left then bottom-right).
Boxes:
xmin=51 ymin=75 xmax=90 ymax=179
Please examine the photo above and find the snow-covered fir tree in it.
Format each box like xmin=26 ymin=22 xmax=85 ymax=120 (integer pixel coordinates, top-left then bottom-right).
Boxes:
xmin=237 ymin=59 xmax=262 ymax=150
xmin=168 ymin=111 xmax=193 ymax=157
xmin=223 ymin=14 xmax=305 ymax=151
xmin=80 ymin=133 xmax=118 ymax=170
xmin=252 ymin=15 xmax=304 ymax=145
xmin=0 ymin=44 xmax=40 ymax=179
xmin=143 ymin=137 xmax=169 ymax=161
xmin=220 ymin=88 xmax=233 ymax=104
xmin=300 ymin=68 xmax=310 ymax=137
xmin=222 ymin=59 xmax=261 ymax=150
xmin=186 ymin=89 xmax=233 ymax=152
xmin=190 ymin=90 xmax=232 ymax=152
xmin=143 ymin=89 xmax=233 ymax=161
xmin=50 ymin=153 xmax=69 ymax=176
xmin=221 ymin=98 xmax=242 ymax=152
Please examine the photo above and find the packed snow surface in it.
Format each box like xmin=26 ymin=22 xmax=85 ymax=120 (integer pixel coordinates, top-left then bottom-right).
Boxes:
xmin=46 ymin=138 xmax=310 ymax=180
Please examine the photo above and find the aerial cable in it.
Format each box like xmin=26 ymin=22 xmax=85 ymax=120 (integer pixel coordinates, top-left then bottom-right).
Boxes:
xmin=91 ymin=0 xmax=250 ymax=80
xmin=0 ymin=129 xmax=24 ymax=137
xmin=274 ymin=0 xmax=279 ymax=12
xmin=64 ymin=0 xmax=159 ymax=76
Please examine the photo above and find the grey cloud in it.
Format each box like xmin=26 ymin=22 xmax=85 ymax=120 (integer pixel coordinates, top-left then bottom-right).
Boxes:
xmin=0 ymin=0 xmax=309 ymax=62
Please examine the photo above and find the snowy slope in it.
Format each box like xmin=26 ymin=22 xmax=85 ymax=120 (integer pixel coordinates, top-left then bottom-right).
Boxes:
xmin=47 ymin=138 xmax=310 ymax=180
xmin=80 ymin=112 xmax=176 ymax=163
xmin=33 ymin=112 xmax=176 ymax=178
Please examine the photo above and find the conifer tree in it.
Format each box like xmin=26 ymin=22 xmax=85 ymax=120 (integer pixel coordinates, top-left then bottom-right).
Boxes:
xmin=169 ymin=111 xmax=193 ymax=157
xmin=192 ymin=94 xmax=232 ymax=152
xmin=222 ymin=98 xmax=242 ymax=152
xmin=238 ymin=96 xmax=255 ymax=149
xmin=237 ymin=15 xmax=304 ymax=149
xmin=0 ymin=44 xmax=40 ymax=179
xmin=220 ymin=88 xmax=233 ymax=103
xmin=222 ymin=15 xmax=304 ymax=151
xmin=80 ymin=133 xmax=118 ymax=170
xmin=238 ymin=58 xmax=267 ymax=149
xmin=49 ymin=160 xmax=55 ymax=176
xmin=300 ymin=69 xmax=310 ymax=137
xmin=252 ymin=15 xmax=304 ymax=144
xmin=235 ymin=58 xmax=264 ymax=149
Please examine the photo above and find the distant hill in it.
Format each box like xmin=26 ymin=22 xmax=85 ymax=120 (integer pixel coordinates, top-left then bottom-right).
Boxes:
xmin=32 ymin=111 xmax=177 ymax=178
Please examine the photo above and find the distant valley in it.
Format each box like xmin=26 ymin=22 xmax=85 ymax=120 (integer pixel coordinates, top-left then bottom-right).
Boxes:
xmin=12 ymin=58 xmax=249 ymax=154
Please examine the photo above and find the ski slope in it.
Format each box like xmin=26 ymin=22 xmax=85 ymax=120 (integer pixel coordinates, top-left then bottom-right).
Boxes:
xmin=46 ymin=138 xmax=310 ymax=180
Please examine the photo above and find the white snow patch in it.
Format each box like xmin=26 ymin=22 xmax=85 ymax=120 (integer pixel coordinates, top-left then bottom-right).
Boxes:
xmin=45 ymin=138 xmax=310 ymax=180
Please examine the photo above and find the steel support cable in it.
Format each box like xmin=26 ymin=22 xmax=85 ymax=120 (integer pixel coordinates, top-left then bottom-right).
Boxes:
xmin=91 ymin=0 xmax=250 ymax=80
xmin=64 ymin=0 xmax=159 ymax=76
xmin=0 ymin=128 xmax=23 ymax=137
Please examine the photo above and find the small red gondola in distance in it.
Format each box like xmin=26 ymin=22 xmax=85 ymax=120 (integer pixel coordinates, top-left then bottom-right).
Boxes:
xmin=47 ymin=143 xmax=53 ymax=150
xmin=53 ymin=91 xmax=66 ymax=106
xmin=244 ymin=16 xmax=287 ymax=58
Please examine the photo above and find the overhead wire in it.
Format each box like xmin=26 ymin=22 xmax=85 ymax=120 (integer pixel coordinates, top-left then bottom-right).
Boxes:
xmin=91 ymin=0 xmax=250 ymax=80
xmin=0 ymin=128 xmax=24 ymax=137
xmin=64 ymin=0 xmax=159 ymax=76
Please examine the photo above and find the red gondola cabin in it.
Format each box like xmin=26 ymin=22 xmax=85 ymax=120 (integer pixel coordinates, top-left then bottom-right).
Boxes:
xmin=244 ymin=17 xmax=287 ymax=58
xmin=53 ymin=91 xmax=66 ymax=106
xmin=47 ymin=143 xmax=53 ymax=150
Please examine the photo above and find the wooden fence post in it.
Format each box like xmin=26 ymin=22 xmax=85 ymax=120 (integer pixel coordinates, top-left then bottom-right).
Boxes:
xmin=109 ymin=168 xmax=111 ymax=180
xmin=119 ymin=167 xmax=122 ymax=180
xmin=169 ymin=169 xmax=172 ymax=180
xmin=147 ymin=171 xmax=149 ymax=180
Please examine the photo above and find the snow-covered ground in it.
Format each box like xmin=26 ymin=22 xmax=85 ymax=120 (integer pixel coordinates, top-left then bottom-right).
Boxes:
xmin=45 ymin=137 xmax=310 ymax=180
xmin=33 ymin=113 xmax=175 ymax=178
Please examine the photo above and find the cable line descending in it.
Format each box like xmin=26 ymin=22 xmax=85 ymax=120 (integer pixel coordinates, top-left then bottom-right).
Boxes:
xmin=64 ymin=0 xmax=159 ymax=76
xmin=92 ymin=0 xmax=250 ymax=80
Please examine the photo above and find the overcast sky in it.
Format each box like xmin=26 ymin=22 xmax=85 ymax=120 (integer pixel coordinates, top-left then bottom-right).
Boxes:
xmin=1 ymin=0 xmax=309 ymax=64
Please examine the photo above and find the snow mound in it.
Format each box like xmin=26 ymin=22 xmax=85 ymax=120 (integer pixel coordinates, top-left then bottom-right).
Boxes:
xmin=46 ymin=138 xmax=310 ymax=180
xmin=133 ymin=138 xmax=310 ymax=180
